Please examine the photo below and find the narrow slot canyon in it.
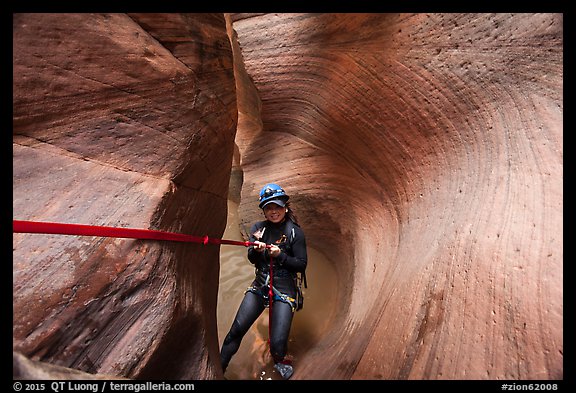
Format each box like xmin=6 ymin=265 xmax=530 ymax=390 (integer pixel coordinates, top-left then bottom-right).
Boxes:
xmin=13 ymin=13 xmax=562 ymax=381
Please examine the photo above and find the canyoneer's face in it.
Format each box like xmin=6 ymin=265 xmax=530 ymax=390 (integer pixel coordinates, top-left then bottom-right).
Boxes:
xmin=263 ymin=203 xmax=286 ymax=224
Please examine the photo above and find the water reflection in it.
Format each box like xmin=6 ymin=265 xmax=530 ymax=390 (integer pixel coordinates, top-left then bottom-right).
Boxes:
xmin=217 ymin=200 xmax=337 ymax=380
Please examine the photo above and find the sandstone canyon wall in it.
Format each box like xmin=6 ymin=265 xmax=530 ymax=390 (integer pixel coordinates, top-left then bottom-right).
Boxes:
xmin=13 ymin=13 xmax=562 ymax=381
xmin=13 ymin=13 xmax=237 ymax=379
xmin=230 ymin=13 xmax=563 ymax=380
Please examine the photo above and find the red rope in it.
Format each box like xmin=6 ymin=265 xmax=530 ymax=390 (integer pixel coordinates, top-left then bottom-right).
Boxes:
xmin=14 ymin=218 xmax=278 ymax=357
xmin=268 ymin=250 xmax=274 ymax=359
xmin=12 ymin=220 xmax=257 ymax=248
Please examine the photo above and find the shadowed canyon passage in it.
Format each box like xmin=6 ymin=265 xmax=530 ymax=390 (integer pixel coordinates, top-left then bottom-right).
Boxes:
xmin=13 ymin=13 xmax=562 ymax=380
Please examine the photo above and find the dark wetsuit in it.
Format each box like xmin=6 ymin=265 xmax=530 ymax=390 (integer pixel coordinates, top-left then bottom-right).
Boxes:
xmin=220 ymin=218 xmax=307 ymax=370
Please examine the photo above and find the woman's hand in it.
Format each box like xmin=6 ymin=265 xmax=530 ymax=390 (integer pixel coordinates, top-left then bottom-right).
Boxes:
xmin=253 ymin=241 xmax=267 ymax=253
xmin=269 ymin=244 xmax=281 ymax=258
xmin=253 ymin=242 xmax=280 ymax=257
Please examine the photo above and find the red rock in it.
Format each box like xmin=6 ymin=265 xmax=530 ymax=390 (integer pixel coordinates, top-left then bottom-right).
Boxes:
xmin=13 ymin=12 xmax=563 ymax=380
xmin=231 ymin=13 xmax=563 ymax=380
xmin=13 ymin=13 xmax=236 ymax=380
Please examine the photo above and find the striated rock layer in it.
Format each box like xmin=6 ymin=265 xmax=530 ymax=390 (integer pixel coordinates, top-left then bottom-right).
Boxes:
xmin=13 ymin=351 xmax=128 ymax=380
xmin=230 ymin=13 xmax=563 ymax=379
xmin=13 ymin=13 xmax=562 ymax=381
xmin=13 ymin=13 xmax=237 ymax=379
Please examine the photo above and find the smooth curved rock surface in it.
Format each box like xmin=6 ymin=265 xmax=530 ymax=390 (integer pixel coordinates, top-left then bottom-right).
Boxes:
xmin=13 ymin=13 xmax=562 ymax=381
xmin=230 ymin=13 xmax=563 ymax=379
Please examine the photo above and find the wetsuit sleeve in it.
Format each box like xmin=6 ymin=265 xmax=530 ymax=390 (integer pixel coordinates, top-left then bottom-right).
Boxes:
xmin=277 ymin=226 xmax=307 ymax=272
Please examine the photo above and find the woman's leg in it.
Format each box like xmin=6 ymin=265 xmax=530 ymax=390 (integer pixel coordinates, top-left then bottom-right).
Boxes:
xmin=269 ymin=300 xmax=294 ymax=363
xmin=220 ymin=292 xmax=265 ymax=372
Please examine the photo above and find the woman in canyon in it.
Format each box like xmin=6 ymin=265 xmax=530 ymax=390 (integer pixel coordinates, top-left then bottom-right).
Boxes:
xmin=220 ymin=183 xmax=308 ymax=380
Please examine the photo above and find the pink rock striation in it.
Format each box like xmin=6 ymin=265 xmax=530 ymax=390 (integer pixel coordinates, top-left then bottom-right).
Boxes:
xmin=13 ymin=13 xmax=236 ymax=379
xmin=13 ymin=13 xmax=562 ymax=380
xmin=231 ymin=13 xmax=563 ymax=380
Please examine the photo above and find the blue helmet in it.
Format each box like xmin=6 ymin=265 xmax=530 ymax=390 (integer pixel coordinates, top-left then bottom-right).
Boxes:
xmin=258 ymin=183 xmax=289 ymax=208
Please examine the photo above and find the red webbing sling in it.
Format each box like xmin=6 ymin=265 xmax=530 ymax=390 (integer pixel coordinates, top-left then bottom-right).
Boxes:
xmin=13 ymin=220 xmax=259 ymax=247
xmin=13 ymin=219 xmax=278 ymax=358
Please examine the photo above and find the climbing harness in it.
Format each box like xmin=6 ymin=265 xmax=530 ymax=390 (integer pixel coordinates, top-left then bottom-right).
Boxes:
xmin=245 ymin=276 xmax=298 ymax=312
xmin=244 ymin=275 xmax=296 ymax=312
